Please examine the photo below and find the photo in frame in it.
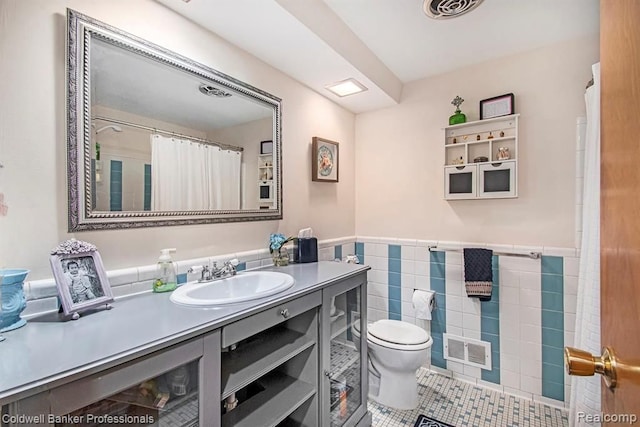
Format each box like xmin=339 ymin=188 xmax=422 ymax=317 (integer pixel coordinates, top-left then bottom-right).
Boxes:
xmin=50 ymin=239 xmax=113 ymax=319
xmin=260 ymin=140 xmax=273 ymax=154
xmin=479 ymin=93 xmax=515 ymax=120
xmin=312 ymin=137 xmax=339 ymax=182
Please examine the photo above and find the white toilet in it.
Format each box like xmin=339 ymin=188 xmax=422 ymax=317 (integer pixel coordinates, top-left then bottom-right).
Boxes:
xmin=354 ymin=319 xmax=432 ymax=410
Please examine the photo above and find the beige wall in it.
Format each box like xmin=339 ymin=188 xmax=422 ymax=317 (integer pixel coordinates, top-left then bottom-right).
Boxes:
xmin=0 ymin=0 xmax=356 ymax=279
xmin=355 ymin=35 xmax=599 ymax=248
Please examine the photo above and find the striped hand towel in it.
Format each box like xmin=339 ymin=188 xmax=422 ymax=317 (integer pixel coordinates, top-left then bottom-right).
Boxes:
xmin=463 ymin=248 xmax=493 ymax=301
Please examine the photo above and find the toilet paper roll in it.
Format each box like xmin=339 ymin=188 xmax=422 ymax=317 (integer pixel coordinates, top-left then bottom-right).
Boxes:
xmin=412 ymin=290 xmax=435 ymax=320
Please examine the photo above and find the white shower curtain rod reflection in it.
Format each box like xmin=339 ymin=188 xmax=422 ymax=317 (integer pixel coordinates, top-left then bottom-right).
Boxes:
xmin=92 ymin=116 xmax=244 ymax=152
xmin=428 ymin=245 xmax=541 ymax=259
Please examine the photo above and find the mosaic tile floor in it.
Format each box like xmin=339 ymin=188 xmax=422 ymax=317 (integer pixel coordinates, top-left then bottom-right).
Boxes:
xmin=369 ymin=368 xmax=568 ymax=427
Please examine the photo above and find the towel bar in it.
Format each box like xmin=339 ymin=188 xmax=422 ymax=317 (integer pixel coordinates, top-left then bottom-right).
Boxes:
xmin=427 ymin=246 xmax=541 ymax=260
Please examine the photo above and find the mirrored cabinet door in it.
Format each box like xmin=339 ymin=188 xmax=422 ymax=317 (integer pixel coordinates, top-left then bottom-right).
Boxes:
xmin=323 ymin=277 xmax=368 ymax=427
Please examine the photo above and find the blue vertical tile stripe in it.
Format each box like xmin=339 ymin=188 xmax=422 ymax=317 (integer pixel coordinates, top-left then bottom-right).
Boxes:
xmin=144 ymin=164 xmax=151 ymax=211
xmin=481 ymin=255 xmax=501 ymax=384
xmin=334 ymin=245 xmax=342 ymax=261
xmin=430 ymin=251 xmax=447 ymax=369
xmin=110 ymin=160 xmax=122 ymax=211
xmin=355 ymin=242 xmax=364 ymax=265
xmin=388 ymin=245 xmax=402 ymax=320
xmin=541 ymin=256 xmax=564 ymax=401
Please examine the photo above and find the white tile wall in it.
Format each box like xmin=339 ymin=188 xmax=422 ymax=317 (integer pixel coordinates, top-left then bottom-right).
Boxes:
xmin=362 ymin=237 xmax=580 ymax=407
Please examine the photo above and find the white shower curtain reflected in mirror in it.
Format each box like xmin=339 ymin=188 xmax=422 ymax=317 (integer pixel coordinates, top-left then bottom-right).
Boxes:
xmin=150 ymin=134 xmax=241 ymax=211
xmin=569 ymin=62 xmax=600 ymax=426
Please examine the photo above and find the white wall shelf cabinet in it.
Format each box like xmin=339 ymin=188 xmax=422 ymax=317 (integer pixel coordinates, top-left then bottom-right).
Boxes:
xmin=258 ymin=153 xmax=275 ymax=209
xmin=444 ymin=114 xmax=519 ymax=200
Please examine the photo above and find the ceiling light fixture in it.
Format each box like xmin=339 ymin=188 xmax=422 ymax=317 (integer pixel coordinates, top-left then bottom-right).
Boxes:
xmin=423 ymin=0 xmax=484 ymax=19
xmin=325 ymin=78 xmax=368 ymax=97
xmin=199 ymin=84 xmax=232 ymax=98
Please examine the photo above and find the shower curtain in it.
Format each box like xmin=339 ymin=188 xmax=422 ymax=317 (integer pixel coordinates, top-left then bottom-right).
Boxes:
xmin=151 ymin=134 xmax=241 ymax=211
xmin=570 ymin=62 xmax=600 ymax=426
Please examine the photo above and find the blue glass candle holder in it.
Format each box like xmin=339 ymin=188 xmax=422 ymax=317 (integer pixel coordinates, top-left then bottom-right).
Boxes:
xmin=0 ymin=269 xmax=29 ymax=332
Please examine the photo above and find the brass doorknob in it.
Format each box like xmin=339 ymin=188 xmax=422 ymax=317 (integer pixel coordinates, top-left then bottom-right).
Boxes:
xmin=564 ymin=346 xmax=617 ymax=389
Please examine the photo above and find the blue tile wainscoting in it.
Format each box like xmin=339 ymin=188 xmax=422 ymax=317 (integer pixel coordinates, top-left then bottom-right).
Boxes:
xmin=388 ymin=245 xmax=402 ymax=321
xmin=360 ymin=237 xmax=578 ymax=409
xmin=109 ymin=160 xmax=123 ymax=212
xmin=541 ymin=256 xmax=565 ymax=402
xmin=20 ymin=235 xmax=577 ymax=410
xmin=480 ymin=256 xmax=501 ymax=385
xmin=143 ymin=164 xmax=152 ymax=211
xmin=430 ymin=250 xmax=447 ymax=369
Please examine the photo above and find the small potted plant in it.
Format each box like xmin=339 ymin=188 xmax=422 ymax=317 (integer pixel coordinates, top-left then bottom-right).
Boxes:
xmin=269 ymin=233 xmax=293 ymax=266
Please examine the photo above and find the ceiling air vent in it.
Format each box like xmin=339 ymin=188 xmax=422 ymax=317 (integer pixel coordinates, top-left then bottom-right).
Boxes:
xmin=423 ymin=0 xmax=484 ymax=19
xmin=199 ymin=84 xmax=232 ymax=98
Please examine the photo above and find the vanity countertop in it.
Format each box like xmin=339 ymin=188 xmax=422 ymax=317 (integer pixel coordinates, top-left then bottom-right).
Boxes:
xmin=0 ymin=261 xmax=369 ymax=404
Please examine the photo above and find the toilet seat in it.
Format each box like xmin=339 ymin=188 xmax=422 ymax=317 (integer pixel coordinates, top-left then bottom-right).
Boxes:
xmin=357 ymin=319 xmax=432 ymax=351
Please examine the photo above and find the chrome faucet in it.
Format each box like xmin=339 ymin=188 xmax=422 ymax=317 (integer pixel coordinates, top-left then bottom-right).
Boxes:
xmin=188 ymin=259 xmax=239 ymax=282
xmin=188 ymin=265 xmax=212 ymax=282
xmin=211 ymin=259 xmax=239 ymax=279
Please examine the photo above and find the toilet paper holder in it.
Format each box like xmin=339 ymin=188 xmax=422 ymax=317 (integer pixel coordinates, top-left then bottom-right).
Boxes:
xmin=412 ymin=289 xmax=436 ymax=320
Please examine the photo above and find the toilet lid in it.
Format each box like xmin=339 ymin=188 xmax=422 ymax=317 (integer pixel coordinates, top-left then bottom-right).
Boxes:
xmin=368 ymin=320 xmax=429 ymax=345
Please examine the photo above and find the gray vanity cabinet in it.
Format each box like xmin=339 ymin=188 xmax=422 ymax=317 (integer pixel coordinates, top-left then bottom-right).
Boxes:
xmin=2 ymin=268 xmax=371 ymax=427
xmin=6 ymin=332 xmax=221 ymax=427
xmin=321 ymin=273 xmax=371 ymax=427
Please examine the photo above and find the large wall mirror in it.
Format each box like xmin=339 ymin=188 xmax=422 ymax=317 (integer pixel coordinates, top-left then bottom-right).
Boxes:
xmin=67 ymin=9 xmax=282 ymax=231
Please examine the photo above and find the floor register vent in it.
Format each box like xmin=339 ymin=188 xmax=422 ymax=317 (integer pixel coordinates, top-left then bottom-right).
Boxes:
xmin=443 ymin=333 xmax=492 ymax=370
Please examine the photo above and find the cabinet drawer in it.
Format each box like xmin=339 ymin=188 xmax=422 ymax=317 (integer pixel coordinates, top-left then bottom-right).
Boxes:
xmin=445 ymin=165 xmax=477 ymax=199
xmin=222 ymin=291 xmax=321 ymax=347
xmin=478 ymin=160 xmax=516 ymax=198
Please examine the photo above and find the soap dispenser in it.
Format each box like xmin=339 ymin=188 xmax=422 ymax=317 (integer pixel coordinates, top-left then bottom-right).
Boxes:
xmin=153 ymin=248 xmax=177 ymax=293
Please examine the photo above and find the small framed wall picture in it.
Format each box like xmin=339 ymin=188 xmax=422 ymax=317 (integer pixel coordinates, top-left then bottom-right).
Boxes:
xmin=50 ymin=239 xmax=113 ymax=319
xmin=260 ymin=140 xmax=273 ymax=154
xmin=312 ymin=137 xmax=339 ymax=182
xmin=479 ymin=93 xmax=515 ymax=120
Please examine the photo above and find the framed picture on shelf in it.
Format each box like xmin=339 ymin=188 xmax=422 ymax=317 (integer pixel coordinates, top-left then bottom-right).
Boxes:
xmin=479 ymin=93 xmax=515 ymax=120
xmin=312 ymin=137 xmax=339 ymax=182
xmin=260 ymin=140 xmax=273 ymax=154
xmin=50 ymin=239 xmax=113 ymax=318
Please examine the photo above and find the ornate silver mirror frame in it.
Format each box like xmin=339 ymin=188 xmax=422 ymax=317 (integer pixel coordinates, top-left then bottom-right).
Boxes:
xmin=67 ymin=9 xmax=282 ymax=231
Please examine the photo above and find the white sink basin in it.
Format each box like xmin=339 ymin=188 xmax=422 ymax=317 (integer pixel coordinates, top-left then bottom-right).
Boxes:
xmin=170 ymin=271 xmax=295 ymax=307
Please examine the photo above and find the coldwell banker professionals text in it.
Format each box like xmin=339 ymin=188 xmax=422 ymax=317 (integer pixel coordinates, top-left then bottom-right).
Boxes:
xmin=2 ymin=414 xmax=156 ymax=424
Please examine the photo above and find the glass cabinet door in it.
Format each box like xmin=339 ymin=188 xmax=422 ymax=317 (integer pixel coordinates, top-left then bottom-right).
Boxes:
xmin=5 ymin=338 xmax=215 ymax=427
xmin=53 ymin=359 xmax=200 ymax=427
xmin=324 ymin=282 xmax=366 ymax=427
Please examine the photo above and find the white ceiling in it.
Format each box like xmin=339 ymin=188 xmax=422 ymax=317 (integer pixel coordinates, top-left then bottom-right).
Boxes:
xmin=155 ymin=0 xmax=600 ymax=114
